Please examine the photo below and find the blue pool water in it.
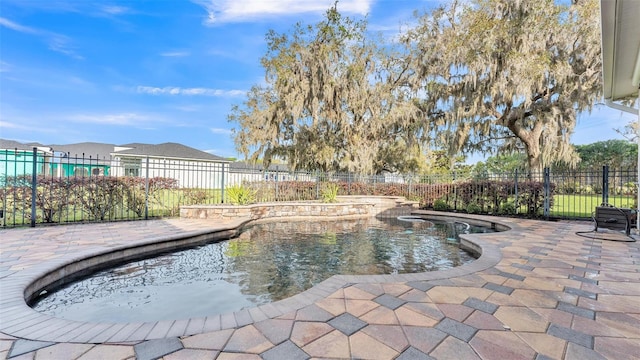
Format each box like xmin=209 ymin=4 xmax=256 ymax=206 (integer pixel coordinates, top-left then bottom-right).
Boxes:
xmin=31 ymin=217 xmax=493 ymax=322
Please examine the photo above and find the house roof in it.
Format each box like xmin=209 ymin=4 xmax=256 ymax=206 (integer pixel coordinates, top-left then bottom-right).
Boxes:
xmin=118 ymin=143 xmax=147 ymax=148
xmin=112 ymin=142 xmax=229 ymax=162
xmin=50 ymin=142 xmax=116 ymax=159
xmin=600 ymin=0 xmax=640 ymax=102
xmin=229 ymin=161 xmax=290 ymax=172
xmin=0 ymin=139 xmax=51 ymax=153
xmin=1 ymin=139 xmax=37 ymax=151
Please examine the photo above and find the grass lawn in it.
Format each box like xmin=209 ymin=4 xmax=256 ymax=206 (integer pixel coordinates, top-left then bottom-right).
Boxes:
xmin=551 ymin=194 xmax=636 ymax=219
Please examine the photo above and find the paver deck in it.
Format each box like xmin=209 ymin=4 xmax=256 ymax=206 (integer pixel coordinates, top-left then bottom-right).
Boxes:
xmin=1 ymin=213 xmax=639 ymax=359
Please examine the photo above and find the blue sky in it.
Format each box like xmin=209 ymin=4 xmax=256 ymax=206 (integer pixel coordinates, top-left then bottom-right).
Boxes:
xmin=0 ymin=0 xmax=636 ymax=162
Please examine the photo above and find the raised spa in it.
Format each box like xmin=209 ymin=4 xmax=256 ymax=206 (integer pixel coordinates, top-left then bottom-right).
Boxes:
xmin=30 ymin=217 xmax=494 ymax=323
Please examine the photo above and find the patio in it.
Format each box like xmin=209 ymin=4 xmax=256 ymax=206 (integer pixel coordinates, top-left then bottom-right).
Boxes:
xmin=0 ymin=213 xmax=639 ymax=359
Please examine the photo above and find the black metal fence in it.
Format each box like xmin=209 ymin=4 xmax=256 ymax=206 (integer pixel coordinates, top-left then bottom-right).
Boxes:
xmin=1 ymin=148 xmax=637 ymax=228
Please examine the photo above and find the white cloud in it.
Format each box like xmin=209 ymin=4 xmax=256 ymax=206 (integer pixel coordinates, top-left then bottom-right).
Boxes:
xmin=192 ymin=0 xmax=372 ymax=24
xmin=67 ymin=76 xmax=93 ymax=86
xmin=0 ymin=61 xmax=11 ymax=73
xmin=0 ymin=17 xmax=38 ymax=33
xmin=3 ymin=1 xmax=133 ymax=17
xmin=173 ymin=105 xmax=201 ymax=112
xmin=0 ymin=1 xmax=82 ymax=13
xmin=0 ymin=17 xmax=82 ymax=59
xmin=0 ymin=119 xmax=59 ymax=134
xmin=48 ymin=35 xmax=84 ymax=60
xmin=101 ymin=5 xmax=129 ymax=15
xmin=70 ymin=113 xmax=151 ymax=126
xmin=210 ymin=127 xmax=232 ymax=134
xmin=137 ymin=86 xmax=245 ymax=97
xmin=160 ymin=51 xmax=190 ymax=57
xmin=0 ymin=120 xmax=28 ymax=130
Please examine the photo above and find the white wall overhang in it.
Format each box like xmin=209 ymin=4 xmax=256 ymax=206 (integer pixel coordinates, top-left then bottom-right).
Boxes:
xmin=600 ymin=0 xmax=640 ymax=106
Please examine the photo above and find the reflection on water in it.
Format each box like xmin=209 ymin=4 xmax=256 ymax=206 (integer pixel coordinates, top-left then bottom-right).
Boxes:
xmin=31 ymin=217 xmax=491 ymax=323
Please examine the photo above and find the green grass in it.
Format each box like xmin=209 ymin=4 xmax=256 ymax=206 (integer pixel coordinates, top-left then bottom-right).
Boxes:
xmin=551 ymin=194 xmax=635 ymax=219
xmin=152 ymin=188 xmax=223 ymax=205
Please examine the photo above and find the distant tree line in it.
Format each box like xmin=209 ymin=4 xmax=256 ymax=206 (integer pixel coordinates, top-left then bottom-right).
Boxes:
xmin=474 ymin=140 xmax=637 ymax=174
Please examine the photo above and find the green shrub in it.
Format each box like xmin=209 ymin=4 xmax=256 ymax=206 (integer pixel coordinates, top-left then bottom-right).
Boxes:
xmin=614 ymin=182 xmax=636 ymax=195
xmin=406 ymin=194 xmax=423 ymax=203
xmin=226 ymin=185 xmax=256 ymax=205
xmin=580 ymin=183 xmax=603 ymax=194
xmin=518 ymin=181 xmax=555 ymax=217
xmin=433 ymin=198 xmax=449 ymax=211
xmin=182 ymin=188 xmax=209 ymax=205
xmin=321 ymin=182 xmax=339 ymax=203
xmin=76 ymin=177 xmax=125 ymax=221
xmin=274 ymin=181 xmax=315 ymax=201
xmin=466 ymin=202 xmax=482 ymax=214
xmin=500 ymin=201 xmax=517 ymax=215
xmin=556 ymin=181 xmax=576 ymax=194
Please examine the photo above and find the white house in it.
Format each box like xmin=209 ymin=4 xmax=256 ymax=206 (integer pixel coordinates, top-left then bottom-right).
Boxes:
xmin=226 ymin=162 xmax=319 ymax=186
xmin=109 ymin=143 xmax=230 ymax=189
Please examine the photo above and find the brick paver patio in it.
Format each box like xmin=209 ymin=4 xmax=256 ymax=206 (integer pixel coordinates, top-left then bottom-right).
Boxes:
xmin=1 ymin=213 xmax=639 ymax=359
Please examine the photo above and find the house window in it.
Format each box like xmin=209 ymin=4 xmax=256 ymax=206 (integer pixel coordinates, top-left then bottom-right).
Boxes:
xmin=122 ymin=158 xmax=141 ymax=177
xmin=124 ymin=167 xmax=139 ymax=177
xmin=74 ymin=167 xmax=89 ymax=177
xmin=92 ymin=168 xmax=103 ymax=176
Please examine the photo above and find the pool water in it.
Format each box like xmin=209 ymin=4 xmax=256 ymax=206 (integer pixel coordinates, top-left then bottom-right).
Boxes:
xmin=30 ymin=217 xmax=493 ymax=323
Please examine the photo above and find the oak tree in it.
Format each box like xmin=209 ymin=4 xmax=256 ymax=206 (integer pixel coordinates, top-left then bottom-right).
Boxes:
xmin=229 ymin=6 xmax=419 ymax=174
xmin=404 ymin=0 xmax=602 ymax=172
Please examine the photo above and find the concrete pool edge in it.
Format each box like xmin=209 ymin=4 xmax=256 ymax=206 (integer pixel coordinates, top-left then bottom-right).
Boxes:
xmin=0 ymin=212 xmax=511 ymax=343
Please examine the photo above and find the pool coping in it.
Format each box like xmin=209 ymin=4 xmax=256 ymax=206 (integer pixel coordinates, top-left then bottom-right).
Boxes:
xmin=0 ymin=212 xmax=513 ymax=344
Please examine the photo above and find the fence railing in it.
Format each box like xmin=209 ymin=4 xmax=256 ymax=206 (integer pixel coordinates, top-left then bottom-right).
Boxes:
xmin=1 ymin=148 xmax=637 ymax=228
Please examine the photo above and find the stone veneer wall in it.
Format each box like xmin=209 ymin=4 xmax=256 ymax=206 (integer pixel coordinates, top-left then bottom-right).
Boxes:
xmin=180 ymin=196 xmax=419 ymax=221
xmin=335 ymin=196 xmax=419 ymax=218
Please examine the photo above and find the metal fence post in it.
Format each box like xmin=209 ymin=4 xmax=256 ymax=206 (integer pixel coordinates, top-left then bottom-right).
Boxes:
xmin=220 ymin=163 xmax=226 ymax=204
xmin=30 ymin=147 xmax=37 ymax=227
xmin=315 ymin=171 xmax=320 ymax=200
xmin=275 ymin=167 xmax=279 ymax=201
xmin=602 ymin=165 xmax=609 ymax=205
xmin=543 ymin=167 xmax=550 ymax=219
xmin=514 ymin=169 xmax=519 ymax=213
xmin=1 ymin=150 xmax=5 ymax=227
xmin=453 ymin=170 xmax=457 ymax=211
xmin=144 ymin=156 xmax=149 ymax=220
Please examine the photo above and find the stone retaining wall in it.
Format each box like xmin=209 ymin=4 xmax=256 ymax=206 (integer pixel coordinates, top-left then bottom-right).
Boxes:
xmin=336 ymin=196 xmax=419 ymax=218
xmin=180 ymin=196 xmax=419 ymax=221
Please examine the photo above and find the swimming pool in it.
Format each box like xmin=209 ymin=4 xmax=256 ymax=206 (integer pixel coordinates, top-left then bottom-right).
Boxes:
xmin=30 ymin=217 xmax=493 ymax=323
